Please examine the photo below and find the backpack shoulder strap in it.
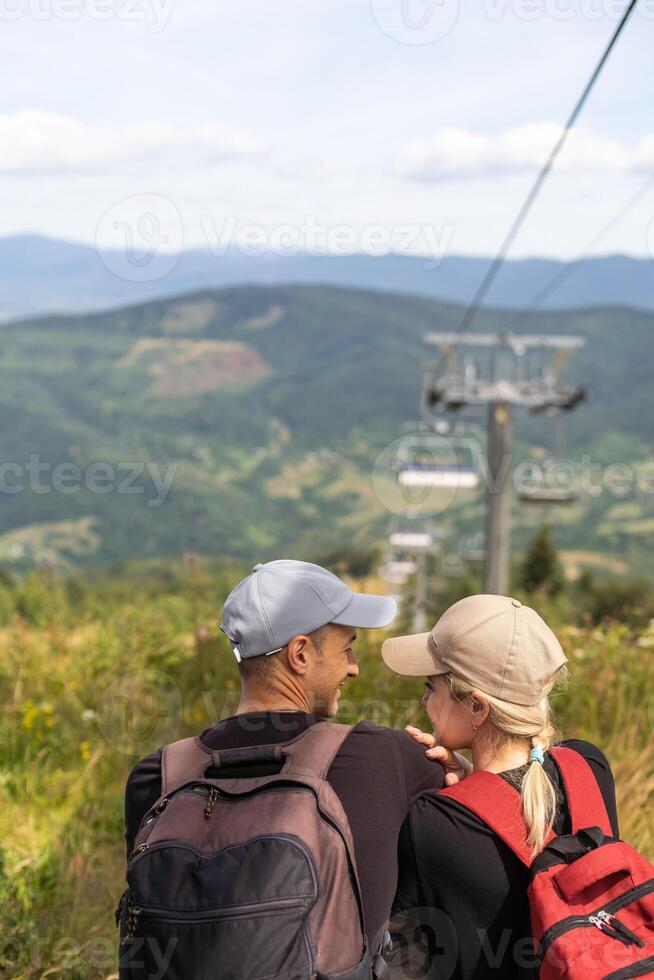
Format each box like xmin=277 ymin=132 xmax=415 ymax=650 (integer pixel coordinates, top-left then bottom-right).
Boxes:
xmin=159 ymin=722 xmax=354 ymax=798
xmin=549 ymin=746 xmax=613 ymax=837
xmin=439 ymin=770 xmax=555 ymax=867
xmin=161 ymin=735 xmax=212 ymax=797
xmin=278 ymin=721 xmax=355 ymax=778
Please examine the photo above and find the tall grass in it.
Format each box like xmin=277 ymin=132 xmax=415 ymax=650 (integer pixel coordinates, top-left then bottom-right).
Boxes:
xmin=1 ymin=563 xmax=652 ymax=978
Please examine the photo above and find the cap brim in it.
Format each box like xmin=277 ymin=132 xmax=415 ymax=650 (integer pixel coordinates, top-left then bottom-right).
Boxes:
xmin=331 ymin=592 xmax=397 ymax=629
xmin=381 ymin=632 xmax=443 ymax=677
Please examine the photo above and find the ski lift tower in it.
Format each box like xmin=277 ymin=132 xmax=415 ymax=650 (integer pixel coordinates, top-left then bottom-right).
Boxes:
xmin=421 ymin=331 xmax=587 ymax=595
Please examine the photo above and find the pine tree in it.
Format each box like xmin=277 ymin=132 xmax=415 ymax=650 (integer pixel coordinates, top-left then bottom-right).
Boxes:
xmin=521 ymin=525 xmax=564 ymax=595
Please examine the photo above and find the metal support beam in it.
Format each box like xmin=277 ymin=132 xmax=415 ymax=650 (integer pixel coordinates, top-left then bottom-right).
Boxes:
xmin=484 ymin=403 xmax=512 ymax=594
xmin=413 ymin=551 xmax=428 ymax=633
xmin=419 ymin=330 xmax=586 ymax=595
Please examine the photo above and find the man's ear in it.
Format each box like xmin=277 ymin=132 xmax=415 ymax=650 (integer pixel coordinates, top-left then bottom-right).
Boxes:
xmin=285 ymin=635 xmax=311 ymax=675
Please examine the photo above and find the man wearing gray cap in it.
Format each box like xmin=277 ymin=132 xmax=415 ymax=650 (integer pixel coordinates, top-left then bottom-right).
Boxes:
xmin=124 ymin=559 xmax=448 ymax=968
xmin=219 ymin=559 xmax=399 ymax=718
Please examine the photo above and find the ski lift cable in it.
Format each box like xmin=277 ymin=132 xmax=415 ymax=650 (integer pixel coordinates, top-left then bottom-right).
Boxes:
xmin=521 ymin=170 xmax=654 ymax=316
xmin=456 ymin=0 xmax=641 ymax=336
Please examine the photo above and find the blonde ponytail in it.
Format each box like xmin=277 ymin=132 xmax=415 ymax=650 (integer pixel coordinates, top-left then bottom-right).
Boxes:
xmin=521 ymin=726 xmax=558 ymax=854
xmin=442 ymin=668 xmax=567 ymax=855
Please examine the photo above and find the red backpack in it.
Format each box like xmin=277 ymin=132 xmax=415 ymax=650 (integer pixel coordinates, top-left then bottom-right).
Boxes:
xmin=439 ymin=746 xmax=654 ymax=979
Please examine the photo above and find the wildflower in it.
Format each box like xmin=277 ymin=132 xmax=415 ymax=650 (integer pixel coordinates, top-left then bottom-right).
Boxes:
xmin=22 ymin=705 xmax=39 ymax=731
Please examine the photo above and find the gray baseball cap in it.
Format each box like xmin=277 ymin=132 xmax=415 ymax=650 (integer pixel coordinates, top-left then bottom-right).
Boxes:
xmin=220 ymin=559 xmax=397 ymax=661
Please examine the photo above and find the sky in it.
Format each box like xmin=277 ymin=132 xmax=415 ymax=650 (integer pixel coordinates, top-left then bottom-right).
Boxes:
xmin=2 ymin=0 xmax=654 ymax=260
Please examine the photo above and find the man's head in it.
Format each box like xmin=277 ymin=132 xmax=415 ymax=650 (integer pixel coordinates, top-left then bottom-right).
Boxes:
xmin=221 ymin=560 xmax=396 ymax=718
xmin=236 ymin=622 xmax=359 ymax=717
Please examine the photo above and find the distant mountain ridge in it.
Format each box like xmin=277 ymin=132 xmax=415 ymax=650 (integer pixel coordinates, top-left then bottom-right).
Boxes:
xmin=2 ymin=234 xmax=654 ymax=321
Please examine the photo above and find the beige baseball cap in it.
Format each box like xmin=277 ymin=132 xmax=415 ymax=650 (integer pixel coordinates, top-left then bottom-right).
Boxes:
xmin=381 ymin=594 xmax=567 ymax=706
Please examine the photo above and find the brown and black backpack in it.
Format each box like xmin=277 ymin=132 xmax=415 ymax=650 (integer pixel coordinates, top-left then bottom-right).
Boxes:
xmin=117 ymin=721 xmax=386 ymax=979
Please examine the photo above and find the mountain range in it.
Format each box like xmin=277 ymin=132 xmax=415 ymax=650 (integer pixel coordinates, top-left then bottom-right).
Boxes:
xmin=0 ymin=281 xmax=652 ymax=577
xmin=2 ymin=234 xmax=654 ymax=322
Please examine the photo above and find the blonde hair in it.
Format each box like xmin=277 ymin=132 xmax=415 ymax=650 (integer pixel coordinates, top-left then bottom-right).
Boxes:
xmin=441 ymin=668 xmax=568 ymax=855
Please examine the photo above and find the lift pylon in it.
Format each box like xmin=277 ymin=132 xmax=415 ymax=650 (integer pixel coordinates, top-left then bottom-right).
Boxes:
xmin=422 ymin=331 xmax=587 ymax=594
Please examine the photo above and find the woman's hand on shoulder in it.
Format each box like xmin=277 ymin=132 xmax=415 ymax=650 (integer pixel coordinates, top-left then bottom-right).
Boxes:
xmin=405 ymin=725 xmax=472 ymax=786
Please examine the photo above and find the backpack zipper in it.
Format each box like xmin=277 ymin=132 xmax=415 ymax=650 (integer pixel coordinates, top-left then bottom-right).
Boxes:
xmin=133 ymin=783 xmax=309 ymax=848
xmin=204 ymin=786 xmax=218 ymax=820
xmin=136 ymin=896 xmax=307 ymax=922
xmin=127 ymin=833 xmax=319 ymax=895
xmin=603 ymin=955 xmax=654 ymax=980
xmin=588 ymin=915 xmax=632 ymax=946
xmin=122 ymin=893 xmax=308 ymax=939
xmin=596 ymin=910 xmax=645 ymax=947
xmin=538 ymin=878 xmax=654 ymax=957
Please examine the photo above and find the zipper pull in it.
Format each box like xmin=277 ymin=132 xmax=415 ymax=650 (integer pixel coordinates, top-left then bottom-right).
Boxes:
xmin=129 ymin=842 xmax=149 ymax=861
xmin=127 ymin=901 xmax=141 ymax=939
xmin=114 ymin=889 xmax=127 ymax=928
xmin=204 ymin=786 xmax=219 ymax=820
xmin=590 ymin=914 xmax=629 ymax=946
xmin=599 ymin=911 xmax=645 ymax=948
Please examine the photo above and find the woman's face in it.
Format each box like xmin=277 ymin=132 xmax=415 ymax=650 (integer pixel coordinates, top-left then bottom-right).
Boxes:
xmin=421 ymin=675 xmax=475 ymax=750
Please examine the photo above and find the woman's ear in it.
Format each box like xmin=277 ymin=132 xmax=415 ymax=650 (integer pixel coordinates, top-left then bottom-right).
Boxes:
xmin=470 ymin=691 xmax=491 ymax=725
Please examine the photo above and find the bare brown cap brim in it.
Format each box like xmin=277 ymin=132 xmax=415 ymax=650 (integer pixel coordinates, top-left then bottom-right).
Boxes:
xmin=381 ymin=632 xmax=444 ymax=677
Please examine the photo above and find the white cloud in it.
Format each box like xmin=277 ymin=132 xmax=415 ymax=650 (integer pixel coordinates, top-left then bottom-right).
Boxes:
xmin=0 ymin=111 xmax=266 ymax=175
xmin=396 ymin=123 xmax=650 ymax=181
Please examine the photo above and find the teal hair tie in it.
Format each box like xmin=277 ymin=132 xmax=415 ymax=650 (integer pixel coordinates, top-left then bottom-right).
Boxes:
xmin=529 ymin=747 xmax=545 ymax=765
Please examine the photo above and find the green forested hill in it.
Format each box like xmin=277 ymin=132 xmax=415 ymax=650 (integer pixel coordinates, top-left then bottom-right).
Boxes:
xmin=1 ymin=283 xmax=653 ymax=573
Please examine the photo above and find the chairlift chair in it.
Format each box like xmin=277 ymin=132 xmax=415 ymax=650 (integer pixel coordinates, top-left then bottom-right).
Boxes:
xmin=381 ymin=551 xmax=413 ymax=586
xmin=385 ymin=560 xmax=418 ymax=578
xmin=441 ymin=554 xmax=465 ymax=578
xmin=459 ymin=533 xmax=486 ymax=562
xmin=518 ymin=486 xmax=578 ymax=505
xmin=394 ymin=432 xmax=481 ymax=490
xmin=518 ymin=415 xmax=578 ymax=505
xmin=387 ymin=515 xmax=443 ymax=551
xmin=389 ymin=530 xmax=435 ymax=550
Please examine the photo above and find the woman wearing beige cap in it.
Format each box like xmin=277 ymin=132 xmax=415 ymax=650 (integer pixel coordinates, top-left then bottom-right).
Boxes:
xmin=382 ymin=594 xmax=619 ymax=980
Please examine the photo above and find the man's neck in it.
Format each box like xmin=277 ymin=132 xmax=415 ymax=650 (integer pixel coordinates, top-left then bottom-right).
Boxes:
xmin=235 ymin=686 xmax=311 ymax=716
